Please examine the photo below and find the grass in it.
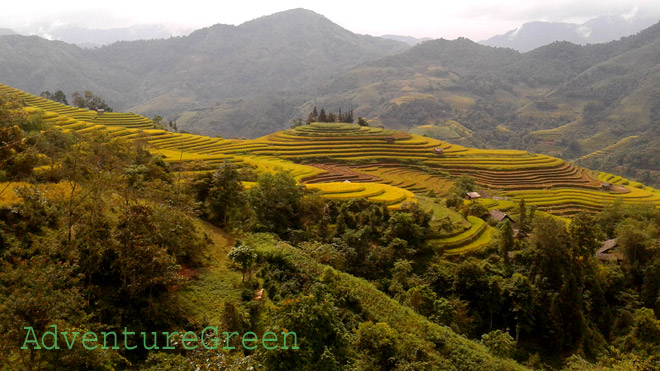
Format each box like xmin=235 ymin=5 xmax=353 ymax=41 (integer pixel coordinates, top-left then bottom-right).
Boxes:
xmin=176 ymin=220 xmax=242 ymax=326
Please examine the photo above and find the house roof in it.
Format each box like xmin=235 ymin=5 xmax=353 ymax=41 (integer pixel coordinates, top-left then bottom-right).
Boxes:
xmin=466 ymin=192 xmax=481 ymax=198
xmin=596 ymin=238 xmax=623 ymax=262
xmin=597 ymin=238 xmax=618 ymax=254
xmin=489 ymin=209 xmax=511 ymax=222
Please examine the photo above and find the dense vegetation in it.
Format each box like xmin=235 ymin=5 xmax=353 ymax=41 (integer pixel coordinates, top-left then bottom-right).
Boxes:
xmin=3 ymin=86 xmax=660 ymax=370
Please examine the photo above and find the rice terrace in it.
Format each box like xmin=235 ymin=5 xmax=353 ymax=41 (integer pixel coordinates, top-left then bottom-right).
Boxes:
xmin=3 ymin=81 xmax=660 ymax=257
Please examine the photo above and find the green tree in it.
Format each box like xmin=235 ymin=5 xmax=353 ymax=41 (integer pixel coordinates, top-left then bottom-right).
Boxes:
xmin=318 ymin=108 xmax=327 ymax=122
xmin=569 ymin=212 xmax=601 ymax=258
xmin=115 ymin=205 xmax=181 ymax=310
xmin=500 ymin=220 xmax=515 ymax=271
xmin=228 ymin=242 xmax=257 ymax=283
xmin=481 ymin=329 xmax=516 ymax=358
xmin=306 ymin=106 xmax=319 ymax=124
xmin=355 ymin=321 xmax=399 ymax=369
xmin=192 ymin=161 xmax=248 ymax=228
xmin=257 ymin=292 xmax=352 ymax=370
xmin=247 ymin=171 xmax=303 ymax=238
xmin=72 ymin=91 xmax=113 ymax=112
xmin=52 ymin=90 xmax=68 ymax=105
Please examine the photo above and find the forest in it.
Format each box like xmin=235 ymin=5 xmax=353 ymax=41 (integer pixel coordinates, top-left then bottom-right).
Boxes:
xmin=2 ymin=91 xmax=660 ymax=370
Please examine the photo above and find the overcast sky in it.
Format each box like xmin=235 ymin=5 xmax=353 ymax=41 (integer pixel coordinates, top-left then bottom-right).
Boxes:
xmin=2 ymin=0 xmax=660 ymax=41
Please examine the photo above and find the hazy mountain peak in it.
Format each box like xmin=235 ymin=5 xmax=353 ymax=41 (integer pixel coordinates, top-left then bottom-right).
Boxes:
xmin=481 ymin=14 xmax=660 ymax=52
xmin=380 ymin=35 xmax=433 ymax=46
xmin=0 ymin=28 xmax=16 ymax=36
xmin=239 ymin=8 xmax=328 ymax=28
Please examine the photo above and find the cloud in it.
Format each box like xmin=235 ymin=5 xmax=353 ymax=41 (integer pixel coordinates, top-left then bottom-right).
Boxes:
xmin=1 ymin=0 xmax=659 ymax=41
xmin=622 ymin=5 xmax=639 ymax=21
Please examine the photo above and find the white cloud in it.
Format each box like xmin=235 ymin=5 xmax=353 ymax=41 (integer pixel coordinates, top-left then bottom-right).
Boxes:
xmin=1 ymin=0 xmax=659 ymax=41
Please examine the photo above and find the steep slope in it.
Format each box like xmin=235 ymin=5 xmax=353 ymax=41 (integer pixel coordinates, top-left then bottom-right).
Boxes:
xmin=0 ymin=35 xmax=137 ymax=105
xmin=290 ymin=21 xmax=660 ymax=183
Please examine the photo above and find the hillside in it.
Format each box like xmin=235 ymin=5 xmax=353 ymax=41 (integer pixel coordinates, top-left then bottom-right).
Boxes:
xmin=0 ymin=81 xmax=530 ymax=370
xmin=2 ymin=10 xmax=660 ymax=184
xmin=4 ymin=83 xmax=660 ymax=369
xmin=0 ymin=9 xmax=408 ymax=134
xmin=290 ymin=21 xmax=660 ymax=185
xmin=5 ymin=81 xmax=660 ymax=229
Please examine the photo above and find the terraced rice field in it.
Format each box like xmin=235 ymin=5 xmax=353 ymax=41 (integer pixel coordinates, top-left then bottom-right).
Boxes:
xmin=306 ymin=182 xmax=417 ymax=210
xmin=6 ymin=82 xmax=660 ymax=255
xmin=352 ymin=166 xmax=453 ymax=195
xmin=429 ymin=216 xmax=493 ymax=255
xmin=507 ymin=187 xmax=660 ymax=216
xmin=303 ymin=164 xmax=382 ymax=183
xmin=579 ymin=135 xmax=638 ymax=162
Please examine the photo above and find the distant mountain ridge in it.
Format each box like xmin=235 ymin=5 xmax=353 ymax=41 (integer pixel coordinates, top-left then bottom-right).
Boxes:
xmin=481 ymin=14 xmax=660 ymax=52
xmin=381 ymin=34 xmax=432 ymax=46
xmin=0 ymin=8 xmax=408 ymax=130
xmin=44 ymin=24 xmax=194 ymax=47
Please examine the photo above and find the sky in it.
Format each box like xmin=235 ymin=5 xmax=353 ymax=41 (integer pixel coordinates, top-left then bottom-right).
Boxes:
xmin=1 ymin=0 xmax=660 ymax=41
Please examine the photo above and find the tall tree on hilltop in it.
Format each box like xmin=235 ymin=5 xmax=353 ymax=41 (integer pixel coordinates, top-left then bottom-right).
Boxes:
xmin=72 ymin=91 xmax=113 ymax=112
xmin=306 ymin=106 xmax=318 ymax=124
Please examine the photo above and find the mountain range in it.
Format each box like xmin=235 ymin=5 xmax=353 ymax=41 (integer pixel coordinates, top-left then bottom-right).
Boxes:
xmin=481 ymin=14 xmax=659 ymax=52
xmin=1 ymin=8 xmax=660 ymax=184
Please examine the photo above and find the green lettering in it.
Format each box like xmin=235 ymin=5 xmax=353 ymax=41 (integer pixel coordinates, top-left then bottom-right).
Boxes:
xmin=141 ymin=332 xmax=159 ymax=350
xmin=21 ymin=327 xmax=41 ymax=350
xmin=242 ymin=332 xmax=258 ymax=350
xmin=42 ymin=325 xmax=59 ymax=350
xmin=262 ymin=331 xmax=278 ymax=350
xmin=222 ymin=331 xmax=239 ymax=350
xmin=281 ymin=331 xmax=298 ymax=350
xmin=101 ymin=331 xmax=119 ymax=350
xmin=61 ymin=331 xmax=80 ymax=349
xmin=162 ymin=331 xmax=178 ymax=350
xmin=82 ymin=332 xmax=98 ymax=350
xmin=182 ymin=331 xmax=198 ymax=350
xmin=201 ymin=326 xmax=219 ymax=350
xmin=124 ymin=328 xmax=136 ymax=350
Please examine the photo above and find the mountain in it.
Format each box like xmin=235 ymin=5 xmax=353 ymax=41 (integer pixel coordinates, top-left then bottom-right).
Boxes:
xmin=285 ymin=21 xmax=660 ymax=184
xmin=481 ymin=15 xmax=660 ymax=52
xmin=40 ymin=24 xmax=193 ymax=47
xmin=0 ymin=28 xmax=16 ymax=36
xmin=0 ymin=35 xmax=138 ymax=105
xmin=381 ymin=34 xmax=432 ymax=46
xmin=0 ymin=8 xmax=408 ymax=137
xmin=2 ymin=9 xmax=660 ymax=183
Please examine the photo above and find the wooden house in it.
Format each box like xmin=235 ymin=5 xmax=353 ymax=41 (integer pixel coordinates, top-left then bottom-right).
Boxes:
xmin=466 ymin=192 xmax=481 ymax=200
